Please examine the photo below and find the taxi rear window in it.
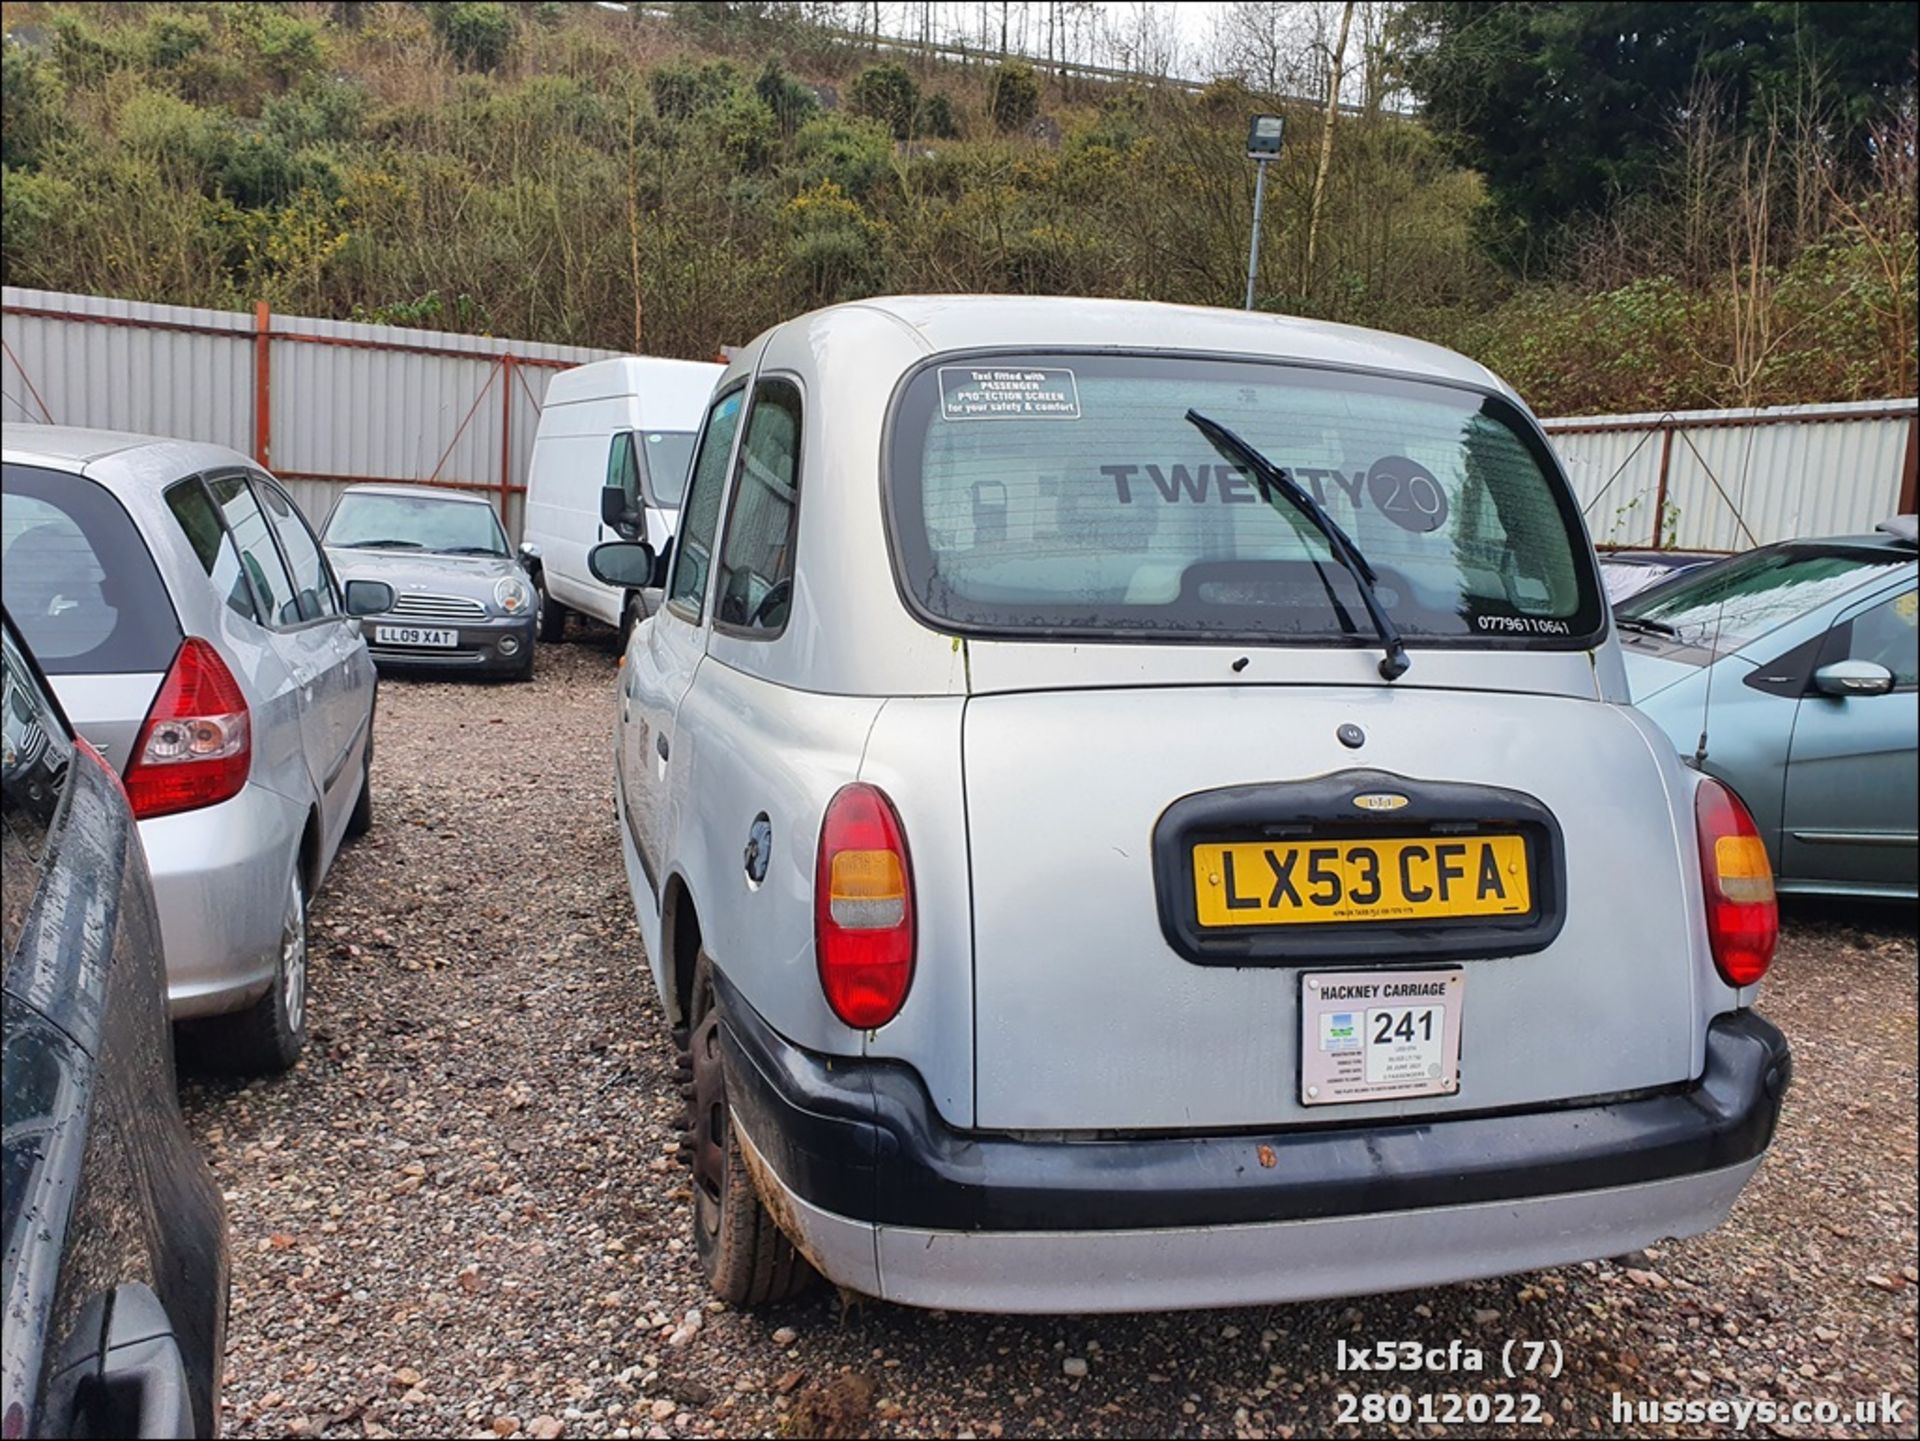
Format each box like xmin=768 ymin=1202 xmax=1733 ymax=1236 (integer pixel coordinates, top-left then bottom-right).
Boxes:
xmin=884 ymin=354 xmax=1605 ymax=648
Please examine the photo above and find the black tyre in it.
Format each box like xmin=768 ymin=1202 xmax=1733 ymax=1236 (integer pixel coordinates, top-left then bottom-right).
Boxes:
xmin=513 ymin=640 xmax=536 ymax=683
xmin=684 ymin=950 xmax=816 ymax=1306
xmin=345 ymin=733 xmax=374 ymax=838
xmin=199 ymin=862 xmax=309 ymax=1074
xmin=537 ymin=580 xmax=567 ymax=643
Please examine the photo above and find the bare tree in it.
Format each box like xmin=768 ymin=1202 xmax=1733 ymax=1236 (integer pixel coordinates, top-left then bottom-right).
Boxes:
xmin=1210 ymin=2 xmax=1300 ymax=96
xmin=1303 ymin=0 xmax=1356 ymax=296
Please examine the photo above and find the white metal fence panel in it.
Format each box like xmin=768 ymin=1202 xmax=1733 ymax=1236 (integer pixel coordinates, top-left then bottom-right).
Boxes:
xmin=10 ymin=288 xmax=1913 ymax=552
xmin=1542 ymin=400 xmax=1916 ymax=551
xmin=2 ymin=287 xmax=254 ymax=454
xmin=3 ymin=287 xmax=620 ymax=542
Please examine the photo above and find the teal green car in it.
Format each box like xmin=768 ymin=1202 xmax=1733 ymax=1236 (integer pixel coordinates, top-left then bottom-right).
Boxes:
xmin=1619 ymin=517 xmax=1917 ymax=900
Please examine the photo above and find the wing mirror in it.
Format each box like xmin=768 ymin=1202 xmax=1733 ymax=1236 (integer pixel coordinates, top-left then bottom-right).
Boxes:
xmin=601 ymin=485 xmax=643 ymax=538
xmin=1811 ymin=659 xmax=1895 ymax=698
xmin=342 ymin=580 xmax=394 ymax=617
xmin=588 ymin=540 xmax=659 ymax=589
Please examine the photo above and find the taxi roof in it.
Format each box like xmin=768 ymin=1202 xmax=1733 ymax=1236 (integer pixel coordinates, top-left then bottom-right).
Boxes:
xmin=780 ymin=295 xmax=1513 ymax=398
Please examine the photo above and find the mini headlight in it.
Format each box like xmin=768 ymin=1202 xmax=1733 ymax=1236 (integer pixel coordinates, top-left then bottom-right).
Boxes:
xmin=494 ymin=577 xmax=530 ymax=614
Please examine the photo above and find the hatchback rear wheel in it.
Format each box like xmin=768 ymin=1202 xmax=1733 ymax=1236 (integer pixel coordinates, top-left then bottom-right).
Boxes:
xmin=202 ymin=862 xmax=309 ymax=1074
xmin=345 ymin=732 xmax=374 ymax=838
xmin=684 ymin=950 xmax=815 ymax=1306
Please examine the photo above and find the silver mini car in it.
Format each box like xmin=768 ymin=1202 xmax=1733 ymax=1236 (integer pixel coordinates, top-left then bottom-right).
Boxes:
xmin=595 ymin=297 xmax=1790 ymax=1314
xmin=323 ymin=483 xmax=540 ymax=681
xmin=2 ymin=428 xmax=388 ymax=1072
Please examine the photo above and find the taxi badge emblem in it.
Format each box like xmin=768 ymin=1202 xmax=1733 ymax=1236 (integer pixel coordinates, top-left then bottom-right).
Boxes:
xmin=1352 ymin=792 xmax=1410 ymax=812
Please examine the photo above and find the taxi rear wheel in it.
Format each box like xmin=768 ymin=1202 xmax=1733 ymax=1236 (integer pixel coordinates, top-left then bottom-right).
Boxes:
xmin=684 ymin=949 xmax=815 ymax=1307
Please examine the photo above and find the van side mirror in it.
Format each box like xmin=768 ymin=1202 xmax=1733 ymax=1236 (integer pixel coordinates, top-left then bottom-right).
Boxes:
xmin=588 ymin=541 xmax=658 ymax=589
xmin=343 ymin=579 xmax=394 ymax=617
xmin=1811 ymin=659 xmax=1895 ymax=698
xmin=601 ymin=485 xmax=642 ymax=538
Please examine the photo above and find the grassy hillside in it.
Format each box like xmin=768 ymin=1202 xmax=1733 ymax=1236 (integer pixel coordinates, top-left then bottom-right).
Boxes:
xmin=2 ymin=2 xmax=1912 ymax=414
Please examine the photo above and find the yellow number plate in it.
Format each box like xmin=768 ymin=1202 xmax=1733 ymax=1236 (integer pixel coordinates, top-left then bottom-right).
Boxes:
xmin=1192 ymin=835 xmax=1532 ymax=927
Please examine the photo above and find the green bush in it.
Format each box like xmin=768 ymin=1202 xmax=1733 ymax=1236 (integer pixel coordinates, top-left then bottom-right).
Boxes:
xmin=1 ymin=47 xmax=65 ymax=170
xmin=143 ymin=12 xmax=214 ymax=69
xmin=754 ymin=59 xmax=816 ymax=138
xmin=915 ymin=91 xmax=960 ymax=141
xmin=988 ymin=60 xmax=1038 ymax=134
xmin=789 ymin=113 xmax=894 ymax=202
xmin=264 ymin=79 xmax=367 ymax=150
xmin=703 ymin=91 xmax=777 ymax=172
xmin=51 ymin=13 xmax=134 ymax=87
xmin=432 ymin=2 xmax=515 ymax=73
xmin=849 ymin=61 xmax=918 ymax=141
xmin=784 ymin=179 xmax=887 ymax=306
xmin=212 ymin=132 xmax=340 ymax=209
xmin=118 ymin=87 xmax=226 ymax=164
xmin=228 ymin=6 xmax=329 ymax=86
xmin=650 ymin=58 xmax=740 ymax=121
xmin=1 ymin=164 xmax=78 ymax=262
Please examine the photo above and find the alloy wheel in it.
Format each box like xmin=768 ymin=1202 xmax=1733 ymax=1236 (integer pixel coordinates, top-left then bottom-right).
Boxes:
xmin=281 ymin=869 xmax=308 ymax=1035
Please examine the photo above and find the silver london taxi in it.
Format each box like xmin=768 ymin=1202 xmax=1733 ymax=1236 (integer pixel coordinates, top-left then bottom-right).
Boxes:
xmin=592 ymin=297 xmax=1790 ymax=1314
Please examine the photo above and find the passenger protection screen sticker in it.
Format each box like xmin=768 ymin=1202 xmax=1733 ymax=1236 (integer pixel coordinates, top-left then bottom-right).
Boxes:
xmin=938 ymin=366 xmax=1081 ymax=421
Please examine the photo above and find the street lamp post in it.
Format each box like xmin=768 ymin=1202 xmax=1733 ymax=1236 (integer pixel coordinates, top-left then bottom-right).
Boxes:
xmin=1244 ymin=114 xmax=1285 ymax=311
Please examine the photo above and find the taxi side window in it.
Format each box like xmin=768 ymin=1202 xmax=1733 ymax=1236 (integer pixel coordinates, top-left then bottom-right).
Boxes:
xmin=667 ymin=385 xmax=746 ymax=622
xmin=713 ymin=379 xmax=802 ymax=637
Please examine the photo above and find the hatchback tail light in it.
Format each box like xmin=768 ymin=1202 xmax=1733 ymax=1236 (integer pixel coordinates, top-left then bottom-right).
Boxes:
xmin=124 ymin=637 xmax=251 ymax=820
xmin=815 ymin=783 xmax=915 ymax=1029
xmin=1695 ymin=777 xmax=1777 ymax=987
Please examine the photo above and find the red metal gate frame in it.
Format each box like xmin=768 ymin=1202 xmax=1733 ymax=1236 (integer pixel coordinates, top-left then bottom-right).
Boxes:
xmin=2 ymin=300 xmax=576 ymax=521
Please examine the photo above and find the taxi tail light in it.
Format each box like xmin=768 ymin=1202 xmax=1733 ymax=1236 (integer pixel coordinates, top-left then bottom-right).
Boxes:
xmin=124 ymin=637 xmax=251 ymax=821
xmin=1695 ymin=777 xmax=1777 ymax=988
xmin=815 ymin=783 xmax=915 ymax=1029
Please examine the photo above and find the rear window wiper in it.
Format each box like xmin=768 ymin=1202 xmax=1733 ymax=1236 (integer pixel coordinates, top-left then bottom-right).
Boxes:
xmin=1186 ymin=410 xmax=1410 ymax=681
xmin=1615 ymin=614 xmax=1680 ymax=638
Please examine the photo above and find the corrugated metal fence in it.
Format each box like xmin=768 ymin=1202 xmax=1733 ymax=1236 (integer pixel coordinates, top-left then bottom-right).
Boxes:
xmin=2 ymin=286 xmax=620 ymax=541
xmin=6 ymin=286 xmax=1916 ymax=551
xmin=1544 ymin=400 xmax=1918 ymax=551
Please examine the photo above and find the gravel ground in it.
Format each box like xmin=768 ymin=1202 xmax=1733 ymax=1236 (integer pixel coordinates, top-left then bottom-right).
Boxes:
xmin=182 ymin=639 xmax=1918 ymax=1440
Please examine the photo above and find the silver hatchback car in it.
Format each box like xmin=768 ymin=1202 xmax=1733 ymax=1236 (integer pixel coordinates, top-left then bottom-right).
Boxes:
xmin=2 ymin=427 xmax=388 ymax=1072
xmin=595 ymin=297 xmax=1790 ymax=1315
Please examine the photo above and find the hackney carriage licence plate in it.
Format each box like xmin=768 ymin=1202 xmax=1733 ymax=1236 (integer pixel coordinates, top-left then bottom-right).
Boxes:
xmin=1299 ymin=967 xmax=1465 ymax=1105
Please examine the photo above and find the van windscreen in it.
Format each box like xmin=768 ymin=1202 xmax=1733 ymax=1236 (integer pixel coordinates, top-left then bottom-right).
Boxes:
xmin=884 ymin=354 xmax=1605 ymax=648
xmin=642 ymin=431 xmax=697 ymax=508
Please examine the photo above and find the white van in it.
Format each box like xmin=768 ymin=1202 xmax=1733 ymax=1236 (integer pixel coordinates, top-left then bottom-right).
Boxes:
xmin=523 ymin=356 xmax=723 ymax=638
